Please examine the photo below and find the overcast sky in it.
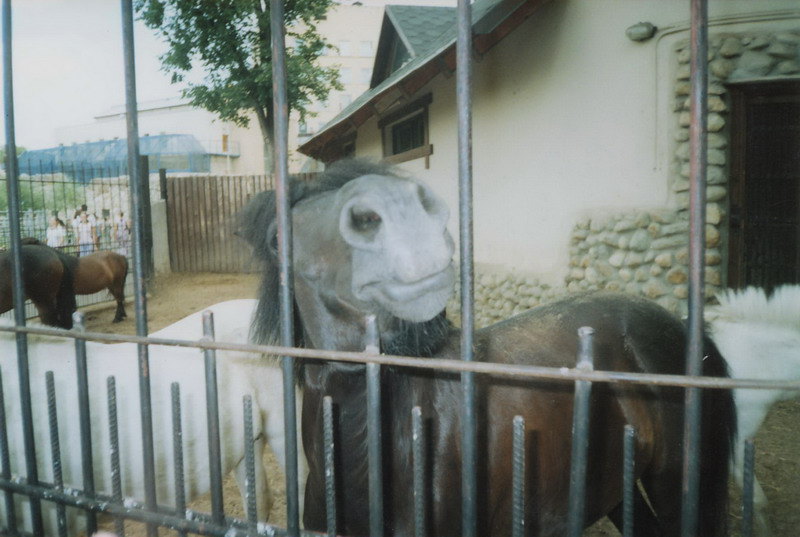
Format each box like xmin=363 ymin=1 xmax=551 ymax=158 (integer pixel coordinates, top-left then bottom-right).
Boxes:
xmin=1 ymin=0 xmax=455 ymax=151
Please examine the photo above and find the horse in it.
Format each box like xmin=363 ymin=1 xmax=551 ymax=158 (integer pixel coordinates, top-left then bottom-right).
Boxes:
xmin=239 ymin=159 xmax=736 ymax=537
xmin=0 ymin=242 xmax=76 ymax=329
xmin=73 ymin=250 xmax=129 ymax=322
xmin=19 ymin=240 xmax=129 ymax=323
xmin=0 ymin=299 xmax=305 ymax=536
xmin=707 ymin=284 xmax=800 ymax=537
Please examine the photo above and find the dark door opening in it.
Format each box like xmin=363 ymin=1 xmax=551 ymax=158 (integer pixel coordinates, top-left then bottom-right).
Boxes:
xmin=728 ymin=81 xmax=800 ymax=292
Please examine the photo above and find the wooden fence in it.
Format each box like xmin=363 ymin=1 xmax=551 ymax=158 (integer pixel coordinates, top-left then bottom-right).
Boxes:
xmin=165 ymin=173 xmax=316 ymax=273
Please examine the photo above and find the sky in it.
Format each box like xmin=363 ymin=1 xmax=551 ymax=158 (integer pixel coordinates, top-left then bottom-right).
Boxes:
xmin=1 ymin=0 xmax=456 ymax=151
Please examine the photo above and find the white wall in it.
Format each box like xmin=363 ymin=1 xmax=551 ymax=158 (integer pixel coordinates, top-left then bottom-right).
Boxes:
xmin=356 ymin=0 xmax=799 ymax=284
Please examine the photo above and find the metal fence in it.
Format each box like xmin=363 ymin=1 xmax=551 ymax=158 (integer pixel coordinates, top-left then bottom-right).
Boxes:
xmin=0 ymin=164 xmax=135 ymax=319
xmin=0 ymin=1 xmax=798 ymax=537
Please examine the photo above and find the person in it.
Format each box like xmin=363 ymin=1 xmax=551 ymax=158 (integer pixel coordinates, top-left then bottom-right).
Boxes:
xmin=45 ymin=216 xmax=67 ymax=248
xmin=114 ymin=210 xmax=130 ymax=256
xmin=75 ymin=212 xmax=96 ymax=257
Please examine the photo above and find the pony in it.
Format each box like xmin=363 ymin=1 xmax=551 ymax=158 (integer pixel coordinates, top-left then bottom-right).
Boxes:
xmin=707 ymin=284 xmax=800 ymax=537
xmin=0 ymin=299 xmax=305 ymax=536
xmin=0 ymin=242 xmax=76 ymax=329
xmin=19 ymin=240 xmax=129 ymax=323
xmin=239 ymin=159 xmax=736 ymax=537
xmin=73 ymin=251 xmax=129 ymax=322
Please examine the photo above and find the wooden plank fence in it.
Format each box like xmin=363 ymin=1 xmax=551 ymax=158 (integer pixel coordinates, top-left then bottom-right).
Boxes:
xmin=165 ymin=173 xmax=316 ymax=273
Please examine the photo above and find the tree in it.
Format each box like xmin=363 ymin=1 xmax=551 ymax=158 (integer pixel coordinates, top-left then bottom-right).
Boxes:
xmin=136 ymin=0 xmax=342 ymax=171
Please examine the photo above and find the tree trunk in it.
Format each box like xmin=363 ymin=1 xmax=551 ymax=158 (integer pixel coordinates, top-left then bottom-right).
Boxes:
xmin=256 ymin=110 xmax=275 ymax=176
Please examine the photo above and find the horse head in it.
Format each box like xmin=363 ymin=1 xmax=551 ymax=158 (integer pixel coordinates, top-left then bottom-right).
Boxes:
xmin=240 ymin=159 xmax=455 ymax=356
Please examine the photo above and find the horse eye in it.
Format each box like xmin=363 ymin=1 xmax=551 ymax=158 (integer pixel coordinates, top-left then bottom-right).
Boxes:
xmin=351 ymin=209 xmax=382 ymax=232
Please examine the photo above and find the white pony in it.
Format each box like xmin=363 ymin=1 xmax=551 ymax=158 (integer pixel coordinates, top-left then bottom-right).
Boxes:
xmin=707 ymin=285 xmax=800 ymax=536
xmin=0 ymin=299 xmax=305 ymax=536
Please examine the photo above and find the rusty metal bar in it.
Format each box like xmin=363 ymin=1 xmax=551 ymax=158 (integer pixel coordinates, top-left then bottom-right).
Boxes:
xmin=323 ymin=395 xmax=337 ymax=537
xmin=741 ymin=438 xmax=756 ymax=537
xmin=73 ymin=312 xmax=97 ymax=535
xmin=412 ymin=406 xmax=426 ymax=537
xmin=566 ymin=327 xmax=595 ymax=537
xmin=171 ymin=383 xmax=187 ymax=537
xmin=120 ymin=3 xmax=157 ymax=535
xmin=511 ymin=415 xmax=525 ymax=537
xmin=269 ymin=0 xmax=301 ymax=534
xmin=681 ymin=0 xmax=708 ymax=535
xmin=243 ymin=395 xmax=258 ymax=529
xmin=622 ymin=425 xmax=636 ymax=537
xmin=0 ymin=368 xmax=17 ymax=534
xmin=108 ymin=376 xmax=126 ymax=537
xmin=366 ymin=316 xmax=384 ymax=537
xmin=202 ymin=311 xmax=225 ymax=524
xmin=2 ymin=0 xmax=43 ymax=532
xmin=456 ymin=0 xmax=477 ymax=534
xmin=46 ymin=371 xmax=68 ymax=537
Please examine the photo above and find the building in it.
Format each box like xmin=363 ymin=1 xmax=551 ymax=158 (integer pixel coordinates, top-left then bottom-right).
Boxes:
xmin=298 ymin=0 xmax=800 ymax=321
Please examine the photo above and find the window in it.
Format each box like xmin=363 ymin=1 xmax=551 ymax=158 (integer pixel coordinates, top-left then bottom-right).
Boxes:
xmin=379 ymin=94 xmax=433 ymax=165
xmin=340 ymin=67 xmax=353 ymax=84
xmin=339 ymin=40 xmax=352 ymax=56
xmin=359 ymin=41 xmax=373 ymax=56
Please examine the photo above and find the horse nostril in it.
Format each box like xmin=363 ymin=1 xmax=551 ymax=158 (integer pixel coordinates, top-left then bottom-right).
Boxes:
xmin=350 ymin=208 xmax=382 ymax=233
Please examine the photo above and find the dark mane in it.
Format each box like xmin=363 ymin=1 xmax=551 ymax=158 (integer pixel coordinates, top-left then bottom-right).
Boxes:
xmin=238 ymin=158 xmax=403 ymax=347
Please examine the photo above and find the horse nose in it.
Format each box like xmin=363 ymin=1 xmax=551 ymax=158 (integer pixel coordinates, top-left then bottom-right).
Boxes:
xmin=339 ymin=198 xmax=385 ymax=252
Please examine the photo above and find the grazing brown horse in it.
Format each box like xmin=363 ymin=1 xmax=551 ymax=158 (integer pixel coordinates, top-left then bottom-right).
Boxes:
xmin=0 ymin=243 xmax=77 ymax=328
xmin=74 ymin=251 xmax=128 ymax=322
xmin=240 ymin=160 xmax=736 ymax=537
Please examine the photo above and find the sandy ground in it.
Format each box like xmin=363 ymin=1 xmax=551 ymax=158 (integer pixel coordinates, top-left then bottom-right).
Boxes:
xmin=80 ymin=272 xmax=798 ymax=536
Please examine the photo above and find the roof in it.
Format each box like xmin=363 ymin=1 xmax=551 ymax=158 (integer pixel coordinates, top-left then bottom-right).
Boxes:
xmin=299 ymin=0 xmax=550 ymax=162
xmin=17 ymin=134 xmax=211 ymax=180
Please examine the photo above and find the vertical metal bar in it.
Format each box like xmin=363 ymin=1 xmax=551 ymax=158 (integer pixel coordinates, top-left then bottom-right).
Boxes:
xmin=171 ymin=382 xmax=187 ymax=537
xmin=323 ymin=395 xmax=337 ymax=537
xmin=567 ymin=327 xmax=594 ymax=537
xmin=456 ymin=0 xmax=476 ymax=534
xmin=46 ymin=371 xmax=68 ymax=537
xmin=2 ymin=0 xmax=43 ymax=531
xmin=0 ymin=369 xmax=18 ymax=534
xmin=365 ymin=316 xmax=384 ymax=537
xmin=202 ymin=311 xmax=225 ymax=524
xmin=511 ymin=415 xmax=525 ymax=537
xmin=108 ymin=377 xmax=125 ymax=537
xmin=243 ymin=395 xmax=258 ymax=529
xmin=120 ymin=3 xmax=157 ymax=535
xmin=412 ymin=406 xmax=426 ymax=537
xmin=741 ymin=438 xmax=756 ymax=537
xmin=73 ymin=312 xmax=97 ymax=535
xmin=269 ymin=1 xmax=300 ymax=534
xmin=681 ymin=1 xmax=708 ymax=536
xmin=622 ymin=425 xmax=636 ymax=537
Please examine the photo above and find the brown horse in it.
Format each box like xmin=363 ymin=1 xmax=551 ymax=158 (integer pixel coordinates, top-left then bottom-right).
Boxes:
xmin=0 ymin=243 xmax=77 ymax=328
xmin=74 ymin=251 xmax=129 ymax=322
xmin=21 ymin=239 xmax=128 ymax=323
xmin=240 ymin=160 xmax=736 ymax=537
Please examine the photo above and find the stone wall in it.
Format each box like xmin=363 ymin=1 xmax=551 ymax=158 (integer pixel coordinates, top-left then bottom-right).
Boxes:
xmin=449 ymin=29 xmax=800 ymax=324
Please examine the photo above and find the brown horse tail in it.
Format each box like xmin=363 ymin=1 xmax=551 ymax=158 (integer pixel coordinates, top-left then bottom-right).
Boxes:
xmin=698 ymin=333 xmax=737 ymax=537
xmin=53 ymin=249 xmax=78 ymax=329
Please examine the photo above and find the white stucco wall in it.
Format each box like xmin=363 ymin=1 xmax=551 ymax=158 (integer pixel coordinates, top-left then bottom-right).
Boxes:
xmin=354 ymin=0 xmax=799 ymax=284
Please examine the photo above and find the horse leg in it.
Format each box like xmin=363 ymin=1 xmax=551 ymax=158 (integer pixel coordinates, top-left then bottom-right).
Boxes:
xmin=606 ymin=486 xmax=663 ymax=537
xmin=234 ymin=433 xmax=274 ymax=521
xmin=111 ymin=283 xmax=127 ymax=323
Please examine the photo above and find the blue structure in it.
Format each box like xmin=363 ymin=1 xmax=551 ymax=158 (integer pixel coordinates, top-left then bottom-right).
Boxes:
xmin=17 ymin=134 xmax=211 ymax=181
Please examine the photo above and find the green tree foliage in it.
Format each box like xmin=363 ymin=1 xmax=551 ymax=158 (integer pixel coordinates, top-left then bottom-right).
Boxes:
xmin=135 ymin=0 xmax=342 ymax=169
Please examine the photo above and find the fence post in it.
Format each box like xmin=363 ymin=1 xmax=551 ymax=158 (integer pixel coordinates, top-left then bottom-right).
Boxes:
xmin=139 ymin=154 xmax=154 ymax=280
xmin=159 ymin=168 xmax=167 ymax=201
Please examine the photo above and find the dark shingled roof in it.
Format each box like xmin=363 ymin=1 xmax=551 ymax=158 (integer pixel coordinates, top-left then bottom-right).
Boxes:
xmin=385 ymin=5 xmax=456 ymax=58
xmin=299 ymin=0 xmax=551 ymax=162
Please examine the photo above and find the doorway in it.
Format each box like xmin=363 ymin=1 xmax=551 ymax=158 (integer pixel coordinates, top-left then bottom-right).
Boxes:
xmin=728 ymin=81 xmax=800 ymax=291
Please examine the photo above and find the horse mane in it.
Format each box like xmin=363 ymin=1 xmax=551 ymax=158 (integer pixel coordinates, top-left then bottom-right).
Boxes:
xmin=715 ymin=285 xmax=800 ymax=331
xmin=238 ymin=158 xmax=402 ymax=348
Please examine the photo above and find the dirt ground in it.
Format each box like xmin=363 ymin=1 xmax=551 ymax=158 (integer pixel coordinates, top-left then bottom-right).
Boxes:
xmin=81 ymin=272 xmax=798 ymax=536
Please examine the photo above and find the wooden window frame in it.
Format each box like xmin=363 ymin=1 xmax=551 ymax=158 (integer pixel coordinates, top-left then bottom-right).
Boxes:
xmin=379 ymin=94 xmax=433 ymax=166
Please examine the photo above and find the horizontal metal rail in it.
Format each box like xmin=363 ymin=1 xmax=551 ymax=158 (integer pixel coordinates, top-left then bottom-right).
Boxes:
xmin=0 ymin=323 xmax=797 ymax=391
